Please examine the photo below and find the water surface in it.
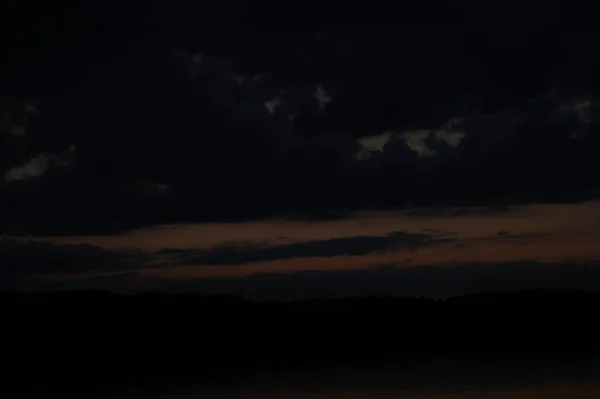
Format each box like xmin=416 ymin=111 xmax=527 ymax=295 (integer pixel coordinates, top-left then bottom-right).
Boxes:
xmin=113 ymin=359 xmax=600 ymax=399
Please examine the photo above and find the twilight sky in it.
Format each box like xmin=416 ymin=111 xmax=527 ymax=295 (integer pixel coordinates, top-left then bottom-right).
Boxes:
xmin=2 ymin=1 xmax=600 ymax=298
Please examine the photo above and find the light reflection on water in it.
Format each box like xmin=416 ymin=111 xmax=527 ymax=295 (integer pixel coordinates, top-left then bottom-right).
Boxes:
xmin=117 ymin=359 xmax=600 ymax=399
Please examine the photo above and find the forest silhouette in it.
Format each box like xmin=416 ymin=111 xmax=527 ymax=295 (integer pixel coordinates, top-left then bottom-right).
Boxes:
xmin=4 ymin=289 xmax=600 ymax=396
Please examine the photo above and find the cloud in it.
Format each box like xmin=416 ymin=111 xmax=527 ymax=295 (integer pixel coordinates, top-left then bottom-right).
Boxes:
xmin=33 ymin=260 xmax=600 ymax=300
xmin=356 ymin=132 xmax=392 ymax=159
xmin=1 ymin=100 xmax=40 ymax=138
xmin=356 ymin=117 xmax=466 ymax=160
xmin=264 ymin=97 xmax=283 ymax=114
xmin=403 ymin=205 xmax=513 ymax=218
xmin=205 ymin=260 xmax=600 ymax=300
xmin=356 ymin=123 xmax=465 ymax=161
xmin=3 ymin=22 xmax=600 ymax=234
xmin=7 ymin=125 xmax=25 ymax=136
xmin=282 ymin=209 xmax=354 ymax=221
xmin=1 ymin=232 xmax=595 ymax=299
xmin=1 ymin=227 xmax=552 ymax=291
xmin=314 ymin=84 xmax=333 ymax=111
xmin=4 ymin=153 xmax=72 ymax=181
xmin=451 ymin=231 xmax=548 ymax=250
xmin=0 ymin=229 xmax=452 ymax=289
xmin=154 ymin=230 xmax=457 ymax=266
xmin=0 ymin=238 xmax=147 ymax=289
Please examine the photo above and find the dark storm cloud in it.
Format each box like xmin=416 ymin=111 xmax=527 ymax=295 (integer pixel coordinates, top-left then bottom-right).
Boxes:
xmin=0 ymin=229 xmax=453 ymax=289
xmin=452 ymin=231 xmax=548 ymax=250
xmin=154 ymin=230 xmax=456 ymax=266
xmin=282 ymin=210 xmax=355 ymax=222
xmin=32 ymin=260 xmax=600 ymax=300
xmin=175 ymin=261 xmax=600 ymax=300
xmin=405 ymin=206 xmax=514 ymax=218
xmin=2 ymin=2 xmax=600 ymax=234
xmin=0 ymin=238 xmax=149 ymax=289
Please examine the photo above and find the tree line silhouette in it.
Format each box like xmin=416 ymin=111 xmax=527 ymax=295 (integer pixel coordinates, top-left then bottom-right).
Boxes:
xmin=3 ymin=289 xmax=600 ymax=396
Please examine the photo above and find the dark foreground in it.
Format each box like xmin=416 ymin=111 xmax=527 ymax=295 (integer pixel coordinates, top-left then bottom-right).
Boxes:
xmin=3 ymin=289 xmax=600 ymax=397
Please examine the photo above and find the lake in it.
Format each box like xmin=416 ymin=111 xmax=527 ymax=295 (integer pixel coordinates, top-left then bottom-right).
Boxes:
xmin=108 ymin=357 xmax=600 ymax=399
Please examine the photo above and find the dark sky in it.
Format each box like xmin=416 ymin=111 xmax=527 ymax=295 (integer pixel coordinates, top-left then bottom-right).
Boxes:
xmin=2 ymin=1 xmax=600 ymax=298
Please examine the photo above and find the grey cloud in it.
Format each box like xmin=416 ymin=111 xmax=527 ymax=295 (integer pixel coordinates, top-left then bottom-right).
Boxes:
xmin=33 ymin=260 xmax=600 ymax=300
xmin=404 ymin=206 xmax=513 ymax=218
xmin=4 ymin=23 xmax=600 ymax=234
xmin=282 ymin=209 xmax=354 ymax=221
xmin=3 ymin=227 xmax=541 ymax=290
xmin=488 ymin=233 xmax=547 ymax=245
xmin=453 ymin=231 xmax=548 ymax=250
xmin=0 ymin=238 xmax=148 ymax=289
xmin=0 ymin=229 xmax=455 ymax=290
xmin=4 ymin=152 xmax=73 ymax=182
xmin=422 ymin=228 xmax=443 ymax=233
xmin=155 ymin=230 xmax=457 ymax=266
